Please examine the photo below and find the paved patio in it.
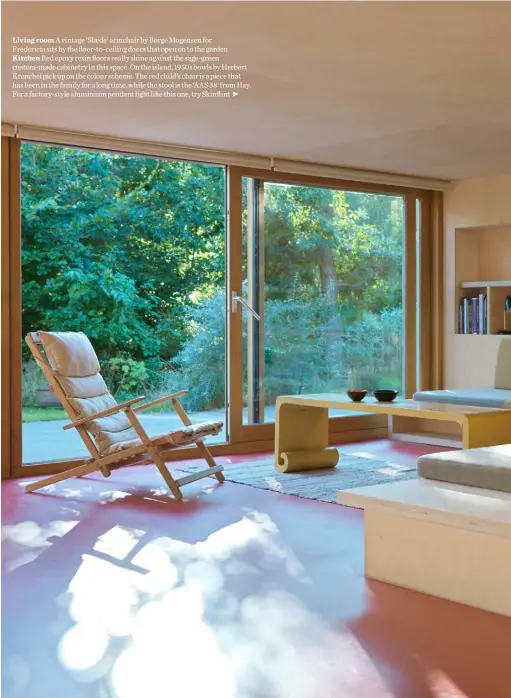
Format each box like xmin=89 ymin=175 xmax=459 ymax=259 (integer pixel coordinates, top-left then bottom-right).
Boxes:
xmin=22 ymin=408 xmax=230 ymax=464
xmin=22 ymin=405 xmax=352 ymax=464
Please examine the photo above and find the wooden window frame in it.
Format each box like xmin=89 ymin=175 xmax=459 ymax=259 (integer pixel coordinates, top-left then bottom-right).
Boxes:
xmin=226 ymin=166 xmax=438 ymax=447
xmin=1 ymin=139 xmax=443 ymax=478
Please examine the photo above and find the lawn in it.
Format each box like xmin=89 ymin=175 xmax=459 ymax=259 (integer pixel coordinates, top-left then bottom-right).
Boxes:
xmin=21 ymin=402 xmax=176 ymax=423
xmin=22 ymin=407 xmax=67 ymax=422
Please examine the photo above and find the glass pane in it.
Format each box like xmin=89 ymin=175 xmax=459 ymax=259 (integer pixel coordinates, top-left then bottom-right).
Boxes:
xmin=21 ymin=143 xmax=226 ymax=465
xmin=243 ymin=179 xmax=404 ymax=425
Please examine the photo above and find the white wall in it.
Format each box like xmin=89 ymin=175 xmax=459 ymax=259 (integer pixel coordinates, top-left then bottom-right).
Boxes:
xmin=444 ymin=174 xmax=511 ymax=388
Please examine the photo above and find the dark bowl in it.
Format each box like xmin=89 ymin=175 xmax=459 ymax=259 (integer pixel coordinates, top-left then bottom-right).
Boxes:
xmin=373 ymin=389 xmax=398 ymax=402
xmin=347 ymin=389 xmax=367 ymax=402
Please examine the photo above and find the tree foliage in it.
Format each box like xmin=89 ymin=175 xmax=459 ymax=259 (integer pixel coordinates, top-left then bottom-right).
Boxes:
xmin=21 ymin=143 xmax=404 ymax=406
xmin=21 ymin=144 xmax=225 ymax=359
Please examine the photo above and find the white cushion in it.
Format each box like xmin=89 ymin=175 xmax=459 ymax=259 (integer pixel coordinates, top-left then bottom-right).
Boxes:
xmin=418 ymin=445 xmax=511 ymax=493
xmin=494 ymin=338 xmax=511 ymax=390
xmin=68 ymin=393 xmax=138 ymax=455
xmin=57 ymin=374 xmax=109 ymax=399
xmin=39 ymin=331 xmax=100 ymax=377
xmin=103 ymin=421 xmax=224 ymax=455
xmin=95 ymin=426 xmax=141 ymax=455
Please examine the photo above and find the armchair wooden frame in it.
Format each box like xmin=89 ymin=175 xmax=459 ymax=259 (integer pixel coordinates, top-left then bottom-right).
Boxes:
xmin=24 ymin=332 xmax=224 ymax=499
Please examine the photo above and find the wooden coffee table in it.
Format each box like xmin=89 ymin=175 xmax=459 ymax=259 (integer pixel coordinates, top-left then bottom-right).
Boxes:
xmin=274 ymin=393 xmax=511 ymax=469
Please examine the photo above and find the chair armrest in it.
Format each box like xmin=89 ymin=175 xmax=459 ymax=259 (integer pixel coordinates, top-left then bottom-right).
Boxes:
xmin=63 ymin=396 xmax=146 ymax=430
xmin=133 ymin=390 xmax=188 ymax=412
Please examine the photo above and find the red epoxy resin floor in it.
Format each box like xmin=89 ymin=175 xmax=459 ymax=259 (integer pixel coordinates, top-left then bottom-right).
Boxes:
xmin=2 ymin=440 xmax=510 ymax=698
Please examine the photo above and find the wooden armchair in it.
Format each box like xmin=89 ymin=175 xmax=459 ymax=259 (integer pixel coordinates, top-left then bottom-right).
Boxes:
xmin=25 ymin=331 xmax=224 ymax=499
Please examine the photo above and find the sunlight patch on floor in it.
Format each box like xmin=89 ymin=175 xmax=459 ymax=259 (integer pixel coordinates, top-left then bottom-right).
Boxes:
xmin=377 ymin=464 xmax=412 ymax=476
xmin=99 ymin=490 xmax=132 ymax=504
xmin=428 ymin=670 xmax=469 ymax=698
xmin=113 ymin=585 xmax=237 ymax=698
xmin=346 ymin=451 xmax=377 ymax=460
xmin=93 ymin=525 xmax=146 ymax=560
xmin=56 ymin=512 xmax=393 ymax=698
xmin=2 ymin=519 xmax=79 ymax=572
xmin=65 ymin=555 xmax=141 ymax=639
xmin=58 ymin=621 xmax=110 ymax=672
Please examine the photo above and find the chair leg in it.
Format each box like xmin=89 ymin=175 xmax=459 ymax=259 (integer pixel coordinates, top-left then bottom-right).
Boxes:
xmin=26 ymin=462 xmax=99 ymax=493
xmin=196 ymin=442 xmax=225 ymax=483
xmin=172 ymin=398 xmax=225 ymax=484
xmin=124 ymin=408 xmax=183 ymax=500
xmin=152 ymin=451 xmax=183 ymax=500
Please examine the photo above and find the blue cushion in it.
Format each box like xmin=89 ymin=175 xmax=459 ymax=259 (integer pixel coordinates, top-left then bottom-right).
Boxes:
xmin=413 ymin=387 xmax=511 ymax=409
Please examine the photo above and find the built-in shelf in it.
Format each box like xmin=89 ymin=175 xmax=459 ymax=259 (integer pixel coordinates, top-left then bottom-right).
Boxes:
xmin=460 ymin=280 xmax=511 ymax=289
xmin=456 ymin=334 xmax=504 ymax=338
xmin=455 ymin=225 xmax=511 ymax=336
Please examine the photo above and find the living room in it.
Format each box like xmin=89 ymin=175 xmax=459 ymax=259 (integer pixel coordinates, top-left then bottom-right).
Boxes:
xmin=2 ymin=2 xmax=511 ymax=698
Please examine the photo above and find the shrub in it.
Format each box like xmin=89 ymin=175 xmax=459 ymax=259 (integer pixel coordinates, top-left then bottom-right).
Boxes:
xmin=341 ymin=308 xmax=403 ymax=391
xmin=102 ymin=356 xmax=150 ymax=396
xmin=22 ymin=297 xmax=403 ymax=413
xmin=262 ymin=295 xmax=343 ymax=400
xmin=160 ymin=291 xmax=403 ymax=412
xmin=155 ymin=292 xmax=226 ymax=412
xmin=21 ymin=361 xmax=49 ymax=406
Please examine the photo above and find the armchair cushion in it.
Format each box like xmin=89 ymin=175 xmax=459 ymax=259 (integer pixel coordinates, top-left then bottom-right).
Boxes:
xmin=103 ymin=420 xmax=223 ymax=455
xmin=68 ymin=393 xmax=138 ymax=453
xmin=57 ymin=374 xmax=109 ymax=399
xmin=39 ymin=331 xmax=100 ymax=377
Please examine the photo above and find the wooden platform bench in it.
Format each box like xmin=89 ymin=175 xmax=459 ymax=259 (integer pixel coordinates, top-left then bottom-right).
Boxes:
xmin=338 ymin=478 xmax=511 ymax=617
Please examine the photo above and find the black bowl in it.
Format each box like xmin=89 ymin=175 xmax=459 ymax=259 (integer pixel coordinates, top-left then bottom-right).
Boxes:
xmin=347 ymin=389 xmax=367 ymax=402
xmin=373 ymin=389 xmax=398 ymax=402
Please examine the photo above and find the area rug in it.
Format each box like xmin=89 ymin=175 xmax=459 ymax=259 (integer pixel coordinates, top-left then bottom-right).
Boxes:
xmin=180 ymin=452 xmax=417 ymax=504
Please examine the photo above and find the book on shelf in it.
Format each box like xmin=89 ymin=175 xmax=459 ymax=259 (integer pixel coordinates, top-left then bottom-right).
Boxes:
xmin=458 ymin=294 xmax=487 ymax=334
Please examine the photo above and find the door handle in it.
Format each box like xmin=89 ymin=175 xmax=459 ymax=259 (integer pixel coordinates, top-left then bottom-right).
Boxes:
xmin=232 ymin=292 xmax=260 ymax=321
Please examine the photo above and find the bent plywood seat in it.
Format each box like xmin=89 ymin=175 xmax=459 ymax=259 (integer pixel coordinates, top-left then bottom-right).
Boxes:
xmin=25 ymin=331 xmax=224 ymax=499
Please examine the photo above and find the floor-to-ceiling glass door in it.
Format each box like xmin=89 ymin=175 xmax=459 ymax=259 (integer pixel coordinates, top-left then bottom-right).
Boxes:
xmin=19 ymin=141 xmax=228 ymax=467
xmin=8 ymin=143 xmax=431 ymax=473
xmin=229 ymin=170 xmax=407 ymax=443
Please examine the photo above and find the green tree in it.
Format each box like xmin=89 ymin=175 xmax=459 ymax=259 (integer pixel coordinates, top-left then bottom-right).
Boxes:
xmin=21 ymin=144 xmax=225 ymax=360
xmin=21 ymin=143 xmax=404 ymax=405
xmin=263 ymin=183 xmax=403 ymax=315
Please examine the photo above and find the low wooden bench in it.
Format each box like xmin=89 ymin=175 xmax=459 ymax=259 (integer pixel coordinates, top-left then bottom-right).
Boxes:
xmin=338 ymin=479 xmax=511 ymax=617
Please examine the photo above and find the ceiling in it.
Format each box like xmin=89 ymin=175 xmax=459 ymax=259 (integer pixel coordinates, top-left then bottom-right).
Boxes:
xmin=3 ymin=1 xmax=511 ymax=180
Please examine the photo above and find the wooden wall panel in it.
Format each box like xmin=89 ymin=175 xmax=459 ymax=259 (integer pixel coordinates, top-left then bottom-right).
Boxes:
xmin=404 ymin=196 xmax=417 ymax=398
xmin=2 ymin=137 xmax=21 ymax=477
xmin=431 ymin=191 xmax=444 ymax=389
xmin=9 ymin=139 xmax=22 ymax=473
xmin=1 ymin=137 xmax=12 ymax=478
